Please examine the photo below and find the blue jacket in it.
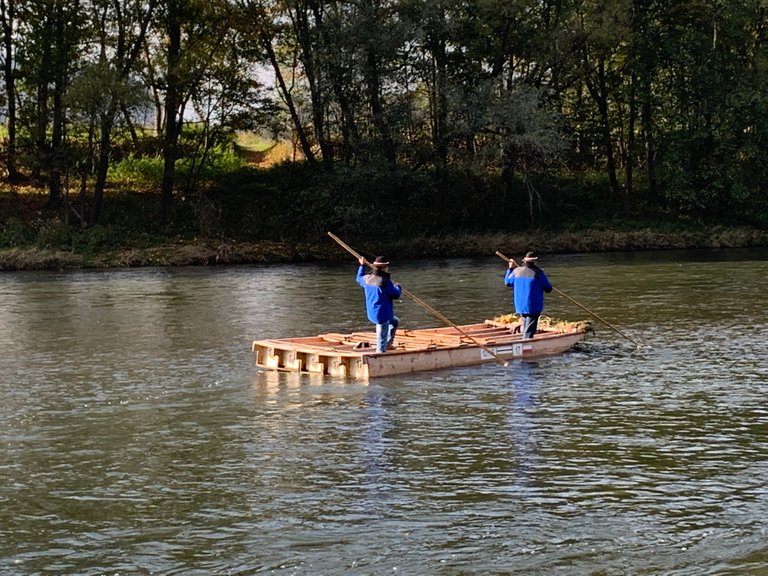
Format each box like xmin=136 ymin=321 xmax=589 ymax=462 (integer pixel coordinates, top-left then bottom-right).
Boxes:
xmin=504 ymin=264 xmax=553 ymax=315
xmin=356 ymin=265 xmax=402 ymax=323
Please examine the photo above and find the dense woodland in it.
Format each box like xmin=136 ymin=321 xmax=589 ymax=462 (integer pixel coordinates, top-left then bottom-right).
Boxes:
xmin=1 ymin=0 xmax=768 ymax=252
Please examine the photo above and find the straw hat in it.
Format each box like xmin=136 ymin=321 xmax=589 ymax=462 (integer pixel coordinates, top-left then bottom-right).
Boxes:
xmin=371 ymin=256 xmax=390 ymax=268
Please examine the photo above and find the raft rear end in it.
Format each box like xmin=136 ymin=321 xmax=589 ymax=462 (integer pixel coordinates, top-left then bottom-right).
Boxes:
xmin=252 ymin=337 xmax=371 ymax=379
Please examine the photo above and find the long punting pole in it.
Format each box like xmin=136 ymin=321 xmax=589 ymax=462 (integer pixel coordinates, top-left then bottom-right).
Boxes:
xmin=495 ymin=250 xmax=645 ymax=348
xmin=327 ymin=231 xmax=509 ymax=366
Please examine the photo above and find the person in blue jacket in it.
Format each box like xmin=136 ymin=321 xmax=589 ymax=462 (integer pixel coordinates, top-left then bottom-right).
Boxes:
xmin=504 ymin=251 xmax=553 ymax=339
xmin=357 ymin=256 xmax=402 ymax=352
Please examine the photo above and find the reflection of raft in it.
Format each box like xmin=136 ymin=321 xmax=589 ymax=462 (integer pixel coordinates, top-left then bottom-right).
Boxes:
xmin=252 ymin=319 xmax=588 ymax=380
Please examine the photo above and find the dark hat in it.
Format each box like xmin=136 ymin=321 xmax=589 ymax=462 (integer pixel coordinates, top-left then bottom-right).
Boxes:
xmin=371 ymin=256 xmax=390 ymax=268
xmin=523 ymin=251 xmax=538 ymax=262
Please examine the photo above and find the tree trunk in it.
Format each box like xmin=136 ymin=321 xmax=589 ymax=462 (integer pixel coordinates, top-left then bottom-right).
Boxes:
xmin=121 ymin=101 xmax=141 ymax=150
xmin=632 ymin=0 xmax=658 ymax=204
xmin=431 ymin=38 xmax=449 ymax=174
xmin=82 ymin=0 xmax=155 ymax=226
xmin=143 ymin=42 xmax=164 ymax=137
xmin=625 ymin=72 xmax=636 ymax=213
xmin=293 ymin=2 xmax=333 ymax=165
xmin=262 ymin=32 xmax=316 ymax=164
xmin=48 ymin=84 xmax=63 ymax=208
xmin=423 ymin=1 xmax=450 ymax=175
xmin=585 ymin=57 xmax=620 ymax=200
xmin=34 ymin=50 xmax=50 ymax=184
xmin=161 ymin=0 xmax=182 ymax=220
xmin=365 ymin=44 xmax=396 ymax=167
xmin=48 ymin=0 xmax=70 ymax=208
xmin=308 ymin=0 xmax=358 ymax=163
xmin=89 ymin=108 xmax=116 ymax=226
xmin=0 ymin=0 xmax=18 ymax=181
xmin=642 ymin=96 xmax=658 ymax=202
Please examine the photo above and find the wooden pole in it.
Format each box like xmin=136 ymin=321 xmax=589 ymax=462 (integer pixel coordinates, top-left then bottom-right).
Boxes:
xmin=495 ymin=250 xmax=645 ymax=348
xmin=327 ymin=231 xmax=509 ymax=366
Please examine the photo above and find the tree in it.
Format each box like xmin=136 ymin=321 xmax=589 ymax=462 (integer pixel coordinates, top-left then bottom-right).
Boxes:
xmin=182 ymin=10 xmax=275 ymax=196
xmin=574 ymin=0 xmax=631 ymax=207
xmin=83 ymin=0 xmax=157 ymax=225
xmin=239 ymin=0 xmax=317 ymax=164
xmin=13 ymin=0 xmax=86 ymax=205
xmin=147 ymin=0 xmax=245 ymax=219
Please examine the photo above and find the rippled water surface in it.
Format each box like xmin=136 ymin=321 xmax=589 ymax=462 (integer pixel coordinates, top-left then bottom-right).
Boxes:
xmin=1 ymin=249 xmax=768 ymax=575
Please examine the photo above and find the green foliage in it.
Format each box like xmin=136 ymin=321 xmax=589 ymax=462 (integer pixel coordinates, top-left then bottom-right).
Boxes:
xmin=4 ymin=0 xmax=768 ymax=239
xmin=198 ymin=163 xmax=628 ymax=241
xmin=109 ymin=142 xmax=248 ymax=189
xmin=109 ymin=155 xmax=165 ymax=188
xmin=177 ymin=143 xmax=249 ymax=182
xmin=0 ymin=217 xmax=36 ymax=247
xmin=66 ymin=62 xmax=145 ymax=122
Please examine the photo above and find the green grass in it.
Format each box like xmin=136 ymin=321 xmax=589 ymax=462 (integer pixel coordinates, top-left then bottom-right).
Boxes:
xmin=235 ymin=131 xmax=276 ymax=152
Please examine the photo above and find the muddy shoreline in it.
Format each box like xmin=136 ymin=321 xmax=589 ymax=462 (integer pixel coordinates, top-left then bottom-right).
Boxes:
xmin=1 ymin=226 xmax=766 ymax=271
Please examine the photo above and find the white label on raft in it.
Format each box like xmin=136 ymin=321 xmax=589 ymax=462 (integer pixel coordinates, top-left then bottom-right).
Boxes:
xmin=480 ymin=343 xmax=532 ymax=359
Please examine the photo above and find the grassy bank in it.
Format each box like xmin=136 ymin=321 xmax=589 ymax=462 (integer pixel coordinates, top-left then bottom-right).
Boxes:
xmin=2 ymin=225 xmax=767 ymax=271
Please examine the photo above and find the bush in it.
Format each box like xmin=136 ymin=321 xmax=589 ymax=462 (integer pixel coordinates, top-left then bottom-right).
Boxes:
xmin=0 ymin=217 xmax=35 ymax=247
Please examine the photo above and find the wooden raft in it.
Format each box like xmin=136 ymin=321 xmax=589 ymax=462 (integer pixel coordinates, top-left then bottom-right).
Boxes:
xmin=252 ymin=320 xmax=587 ymax=380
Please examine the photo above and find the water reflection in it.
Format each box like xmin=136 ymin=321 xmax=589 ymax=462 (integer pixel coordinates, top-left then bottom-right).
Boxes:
xmin=361 ymin=386 xmax=390 ymax=494
xmin=507 ymin=362 xmax=540 ymax=490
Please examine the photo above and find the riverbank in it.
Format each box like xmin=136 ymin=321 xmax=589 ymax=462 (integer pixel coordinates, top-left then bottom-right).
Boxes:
xmin=2 ymin=225 xmax=766 ymax=271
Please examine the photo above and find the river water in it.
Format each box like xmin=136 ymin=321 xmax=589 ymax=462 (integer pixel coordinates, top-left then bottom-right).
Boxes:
xmin=1 ymin=248 xmax=767 ymax=575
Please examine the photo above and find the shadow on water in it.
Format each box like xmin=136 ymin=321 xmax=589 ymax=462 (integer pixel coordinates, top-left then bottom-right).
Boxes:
xmin=360 ymin=386 xmax=390 ymax=493
xmin=506 ymin=361 xmax=541 ymax=490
